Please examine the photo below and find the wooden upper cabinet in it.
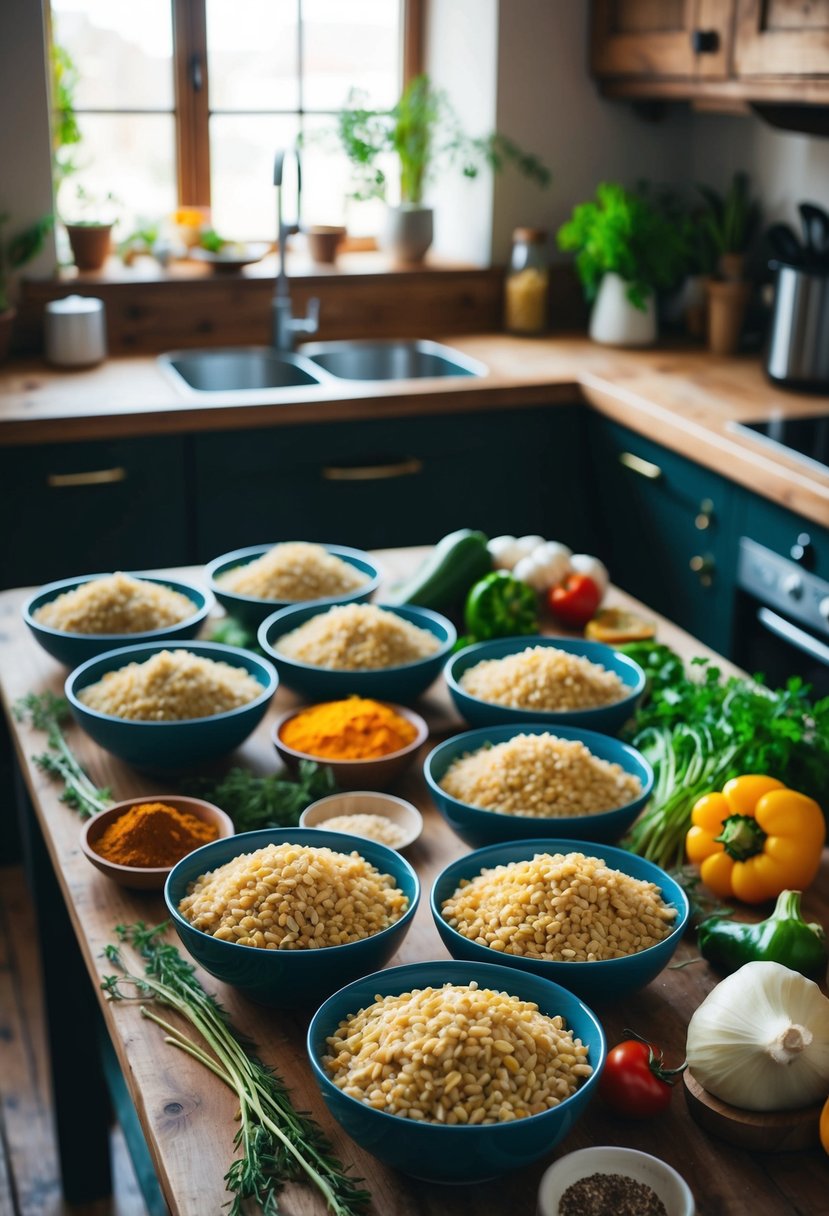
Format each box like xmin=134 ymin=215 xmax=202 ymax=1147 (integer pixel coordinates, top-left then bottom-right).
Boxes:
xmin=591 ymin=0 xmax=732 ymax=79
xmin=734 ymin=0 xmax=829 ymax=76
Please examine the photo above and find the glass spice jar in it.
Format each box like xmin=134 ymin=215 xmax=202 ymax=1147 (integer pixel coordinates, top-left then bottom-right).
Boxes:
xmin=505 ymin=227 xmax=549 ymax=335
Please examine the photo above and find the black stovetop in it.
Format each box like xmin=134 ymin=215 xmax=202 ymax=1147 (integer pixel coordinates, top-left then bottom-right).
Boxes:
xmin=733 ymin=415 xmax=829 ymax=475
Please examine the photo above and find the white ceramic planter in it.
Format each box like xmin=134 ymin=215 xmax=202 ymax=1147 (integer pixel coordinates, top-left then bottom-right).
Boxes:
xmin=380 ymin=206 xmax=434 ymax=264
xmin=589 ymin=272 xmax=657 ymax=347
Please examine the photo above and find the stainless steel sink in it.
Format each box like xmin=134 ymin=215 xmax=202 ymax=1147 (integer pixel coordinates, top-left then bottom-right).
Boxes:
xmin=158 ymin=347 xmax=327 ymax=393
xmin=300 ymin=339 xmax=487 ymax=381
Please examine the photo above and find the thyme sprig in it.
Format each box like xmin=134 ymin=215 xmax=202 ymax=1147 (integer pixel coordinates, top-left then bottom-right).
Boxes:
xmin=102 ymin=922 xmax=369 ymax=1216
xmin=14 ymin=691 xmax=112 ymax=816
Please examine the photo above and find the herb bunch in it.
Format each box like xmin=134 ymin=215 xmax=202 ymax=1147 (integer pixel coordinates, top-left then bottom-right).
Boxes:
xmin=180 ymin=761 xmax=338 ymax=833
xmin=621 ymin=644 xmax=829 ymax=869
xmin=102 ymin=922 xmax=369 ymax=1216
xmin=14 ymin=691 xmax=111 ymax=817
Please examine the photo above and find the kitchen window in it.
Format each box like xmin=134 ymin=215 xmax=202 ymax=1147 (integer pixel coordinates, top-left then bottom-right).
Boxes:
xmin=49 ymin=0 xmax=421 ymax=243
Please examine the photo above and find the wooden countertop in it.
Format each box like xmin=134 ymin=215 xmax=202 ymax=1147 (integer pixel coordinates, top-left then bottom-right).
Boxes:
xmin=1 ymin=551 xmax=827 ymax=1216
xmin=1 ymin=334 xmax=828 ymax=526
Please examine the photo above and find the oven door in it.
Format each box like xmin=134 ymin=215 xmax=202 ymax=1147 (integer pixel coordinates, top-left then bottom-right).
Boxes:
xmin=735 ymin=537 xmax=829 ymax=698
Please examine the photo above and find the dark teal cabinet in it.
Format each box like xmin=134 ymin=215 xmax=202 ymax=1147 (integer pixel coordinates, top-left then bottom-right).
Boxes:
xmin=0 ymin=437 xmax=191 ymax=589
xmin=736 ymin=490 xmax=829 ymax=579
xmin=193 ymin=406 xmax=592 ymax=559
xmin=584 ymin=416 xmax=738 ymax=653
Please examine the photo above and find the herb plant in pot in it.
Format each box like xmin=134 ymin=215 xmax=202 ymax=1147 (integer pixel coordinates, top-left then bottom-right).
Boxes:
xmin=557 ymin=182 xmax=686 ymax=347
xmin=0 ymin=212 xmax=53 ymax=362
xmin=698 ymin=171 xmax=760 ymax=356
xmin=63 ymin=186 xmax=119 ymax=272
xmin=337 ymin=74 xmax=550 ymax=263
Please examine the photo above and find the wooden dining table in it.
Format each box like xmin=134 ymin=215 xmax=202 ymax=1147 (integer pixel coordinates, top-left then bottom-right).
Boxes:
xmin=1 ymin=548 xmax=827 ymax=1216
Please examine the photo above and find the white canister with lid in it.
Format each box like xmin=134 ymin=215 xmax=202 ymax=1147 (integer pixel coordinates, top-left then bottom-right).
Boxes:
xmin=44 ymin=294 xmax=107 ymax=367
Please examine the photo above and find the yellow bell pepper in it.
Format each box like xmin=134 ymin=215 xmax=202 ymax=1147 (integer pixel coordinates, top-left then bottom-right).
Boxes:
xmin=821 ymin=1095 xmax=829 ymax=1157
xmin=686 ymin=775 xmax=825 ymax=904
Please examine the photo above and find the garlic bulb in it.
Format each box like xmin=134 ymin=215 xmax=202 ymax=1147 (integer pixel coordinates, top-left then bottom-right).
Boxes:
xmin=686 ymin=961 xmax=829 ymax=1111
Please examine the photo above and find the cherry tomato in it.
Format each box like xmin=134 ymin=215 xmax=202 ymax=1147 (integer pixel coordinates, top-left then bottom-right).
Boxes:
xmin=547 ymin=574 xmax=602 ymax=629
xmin=599 ymin=1037 xmax=684 ymax=1119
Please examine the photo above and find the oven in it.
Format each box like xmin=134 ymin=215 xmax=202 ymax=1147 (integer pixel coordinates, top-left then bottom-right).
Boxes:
xmin=734 ymin=537 xmax=829 ymax=698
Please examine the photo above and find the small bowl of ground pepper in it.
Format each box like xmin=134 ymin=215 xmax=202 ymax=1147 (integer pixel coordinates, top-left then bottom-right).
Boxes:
xmin=272 ymin=696 xmax=429 ymax=791
xmin=537 ymin=1146 xmax=695 ymax=1216
xmin=81 ymin=795 xmax=235 ymax=890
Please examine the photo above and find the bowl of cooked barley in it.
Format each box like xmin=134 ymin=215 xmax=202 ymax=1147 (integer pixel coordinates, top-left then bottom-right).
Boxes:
xmin=430 ymin=839 xmax=689 ymax=1003
xmin=306 ymin=958 xmax=605 ymax=1183
xmin=164 ymin=827 xmax=420 ymax=1007
xmin=423 ymin=724 xmax=653 ymax=848
xmin=23 ymin=571 xmax=213 ymax=667
xmin=445 ymin=637 xmax=646 ymax=736
xmin=65 ymin=641 xmax=277 ymax=773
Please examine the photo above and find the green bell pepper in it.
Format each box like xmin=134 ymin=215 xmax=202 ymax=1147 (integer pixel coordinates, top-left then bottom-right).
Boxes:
xmin=463 ymin=570 xmax=538 ymax=642
xmin=697 ymin=889 xmax=827 ymax=979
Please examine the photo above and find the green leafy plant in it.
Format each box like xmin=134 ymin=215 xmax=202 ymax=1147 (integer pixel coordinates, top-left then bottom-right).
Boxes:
xmin=698 ymin=171 xmax=760 ymax=259
xmin=335 ymin=74 xmax=550 ymax=205
xmin=14 ymin=691 xmax=111 ymax=815
xmin=65 ymin=184 xmax=120 ymax=228
xmin=556 ymin=182 xmax=689 ymax=310
xmin=0 ymin=212 xmax=54 ymax=313
xmin=51 ymin=42 xmax=82 ymax=190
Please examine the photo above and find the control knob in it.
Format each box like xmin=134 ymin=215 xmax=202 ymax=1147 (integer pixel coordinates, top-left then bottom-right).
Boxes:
xmin=782 ymin=573 xmax=804 ymax=601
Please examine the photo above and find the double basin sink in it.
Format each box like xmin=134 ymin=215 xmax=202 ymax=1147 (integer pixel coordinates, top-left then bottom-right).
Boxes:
xmin=159 ymin=340 xmax=486 ymax=398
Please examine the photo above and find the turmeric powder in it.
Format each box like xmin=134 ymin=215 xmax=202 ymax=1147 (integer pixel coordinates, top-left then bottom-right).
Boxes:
xmin=95 ymin=801 xmax=218 ymax=868
xmin=280 ymin=697 xmax=418 ymax=760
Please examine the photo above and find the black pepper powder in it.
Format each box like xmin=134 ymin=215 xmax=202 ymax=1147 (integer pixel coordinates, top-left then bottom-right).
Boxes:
xmin=558 ymin=1171 xmax=668 ymax=1216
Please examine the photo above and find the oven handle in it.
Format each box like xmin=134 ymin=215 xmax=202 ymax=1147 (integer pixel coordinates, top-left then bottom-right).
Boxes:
xmin=757 ymin=607 xmax=829 ymax=667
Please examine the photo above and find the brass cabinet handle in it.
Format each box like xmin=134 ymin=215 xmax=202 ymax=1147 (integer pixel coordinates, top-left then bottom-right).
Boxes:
xmin=47 ymin=467 xmax=127 ymax=488
xmin=321 ymin=458 xmax=423 ymax=482
xmin=695 ymin=497 xmax=715 ymax=531
xmin=689 ymin=553 xmax=715 ymax=588
xmin=619 ymin=451 xmax=662 ymax=481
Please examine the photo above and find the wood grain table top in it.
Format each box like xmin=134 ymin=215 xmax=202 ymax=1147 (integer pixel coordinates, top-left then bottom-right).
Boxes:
xmin=1 ymin=549 xmax=826 ymax=1216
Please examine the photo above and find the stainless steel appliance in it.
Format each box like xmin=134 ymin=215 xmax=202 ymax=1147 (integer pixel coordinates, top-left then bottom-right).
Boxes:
xmin=766 ymin=264 xmax=829 ymax=391
xmin=734 ymin=537 xmax=829 ymax=697
xmin=731 ymin=414 xmax=829 ymax=477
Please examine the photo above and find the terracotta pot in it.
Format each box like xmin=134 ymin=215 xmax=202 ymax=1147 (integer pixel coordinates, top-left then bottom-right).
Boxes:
xmin=0 ymin=308 xmax=14 ymax=363
xmin=379 ymin=206 xmax=433 ymax=264
xmin=718 ymin=252 xmax=745 ymax=283
xmin=65 ymin=223 xmax=113 ymax=272
xmin=706 ymin=278 xmax=751 ymax=355
xmin=306 ymin=225 xmax=346 ymax=265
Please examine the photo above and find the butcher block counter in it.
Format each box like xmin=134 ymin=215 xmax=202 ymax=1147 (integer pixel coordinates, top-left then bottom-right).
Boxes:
xmin=1 ymin=549 xmax=827 ymax=1216
xmin=0 ymin=335 xmax=827 ymax=527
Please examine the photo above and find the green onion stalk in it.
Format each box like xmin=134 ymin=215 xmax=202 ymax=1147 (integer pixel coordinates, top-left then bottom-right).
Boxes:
xmin=102 ymin=923 xmax=368 ymax=1216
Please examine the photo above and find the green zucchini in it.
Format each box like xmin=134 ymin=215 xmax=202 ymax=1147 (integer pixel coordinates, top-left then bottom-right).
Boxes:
xmin=387 ymin=529 xmax=492 ymax=611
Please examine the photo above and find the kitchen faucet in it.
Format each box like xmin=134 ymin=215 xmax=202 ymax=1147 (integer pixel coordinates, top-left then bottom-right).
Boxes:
xmin=272 ymin=148 xmax=319 ymax=351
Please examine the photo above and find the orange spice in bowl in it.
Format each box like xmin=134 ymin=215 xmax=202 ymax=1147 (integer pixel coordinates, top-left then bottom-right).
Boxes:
xmin=279 ymin=696 xmax=418 ymax=761
xmin=94 ymin=800 xmax=219 ymax=869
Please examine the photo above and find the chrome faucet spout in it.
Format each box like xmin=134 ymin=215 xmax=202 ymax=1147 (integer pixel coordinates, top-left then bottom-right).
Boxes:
xmin=272 ymin=147 xmax=319 ymax=350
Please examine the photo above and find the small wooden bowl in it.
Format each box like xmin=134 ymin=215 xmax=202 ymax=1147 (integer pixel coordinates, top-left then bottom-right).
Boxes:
xmin=81 ymin=796 xmax=235 ymax=890
xmin=300 ymin=791 xmax=423 ymax=851
xmin=683 ymin=1068 xmax=822 ymax=1152
xmin=272 ymin=702 xmax=429 ymax=791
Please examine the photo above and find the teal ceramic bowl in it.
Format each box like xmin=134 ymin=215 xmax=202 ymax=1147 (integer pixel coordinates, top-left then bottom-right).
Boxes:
xmin=165 ymin=827 xmax=420 ymax=1008
xmin=65 ymin=640 xmax=277 ymax=773
xmin=258 ymin=602 xmax=456 ymax=703
xmin=205 ymin=542 xmax=380 ymax=630
xmin=431 ymin=839 xmax=689 ymax=1005
xmin=424 ymin=723 xmax=654 ymax=849
xmin=445 ymin=636 xmax=646 ymax=736
xmin=23 ymin=572 xmax=214 ymax=668
xmin=307 ymin=959 xmax=606 ymax=1183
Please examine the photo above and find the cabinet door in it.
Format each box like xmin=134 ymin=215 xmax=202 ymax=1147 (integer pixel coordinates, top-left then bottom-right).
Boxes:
xmin=585 ymin=417 xmax=737 ymax=652
xmin=194 ymin=407 xmax=592 ymax=560
xmin=734 ymin=0 xmax=829 ymax=76
xmin=591 ymin=0 xmax=731 ymax=79
xmin=0 ymin=437 xmax=191 ymax=589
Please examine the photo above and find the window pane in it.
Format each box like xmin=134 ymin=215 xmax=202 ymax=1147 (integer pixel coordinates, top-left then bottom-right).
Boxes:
xmin=50 ymin=0 xmax=173 ymax=109
xmin=210 ymin=115 xmax=300 ymax=240
xmin=206 ymin=0 xmax=299 ymax=110
xmin=57 ymin=114 xmax=177 ymax=233
xmin=302 ymin=0 xmax=402 ymax=111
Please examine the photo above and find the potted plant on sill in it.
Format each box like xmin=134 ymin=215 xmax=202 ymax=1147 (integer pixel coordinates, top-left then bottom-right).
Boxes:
xmin=0 ymin=211 xmax=54 ymax=362
xmin=556 ymin=182 xmax=687 ymax=347
xmin=698 ymin=171 xmax=760 ymax=356
xmin=335 ymin=74 xmax=550 ymax=263
xmin=63 ymin=185 xmax=119 ymax=272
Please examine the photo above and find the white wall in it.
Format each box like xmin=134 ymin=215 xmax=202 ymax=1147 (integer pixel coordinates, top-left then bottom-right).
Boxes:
xmin=1 ymin=0 xmax=56 ymax=294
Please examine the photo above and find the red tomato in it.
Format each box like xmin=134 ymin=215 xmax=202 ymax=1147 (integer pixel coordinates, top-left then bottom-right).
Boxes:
xmin=547 ymin=574 xmax=602 ymax=628
xmin=599 ymin=1038 xmax=683 ymax=1119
